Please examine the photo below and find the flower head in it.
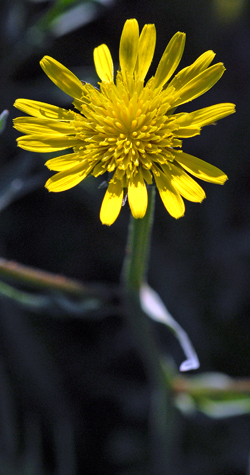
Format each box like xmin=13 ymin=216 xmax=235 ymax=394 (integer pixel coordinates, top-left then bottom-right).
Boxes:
xmin=14 ymin=19 xmax=235 ymax=225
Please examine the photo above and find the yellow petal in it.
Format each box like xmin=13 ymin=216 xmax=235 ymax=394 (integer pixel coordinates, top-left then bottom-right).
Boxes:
xmin=128 ymin=168 xmax=148 ymax=218
xmin=45 ymin=152 xmax=81 ymax=171
xmin=154 ymin=32 xmax=186 ymax=89
xmin=173 ymin=151 xmax=228 ymax=184
xmin=174 ymin=103 xmax=235 ymax=128
xmin=173 ymin=126 xmax=201 ymax=138
xmin=94 ymin=44 xmax=114 ymax=82
xmin=153 ymin=167 xmax=185 ymax=218
xmin=92 ymin=161 xmax=106 ymax=177
xmin=171 ymin=63 xmax=225 ymax=108
xmin=14 ymin=99 xmax=75 ymax=120
xmin=142 ymin=167 xmax=153 ymax=185
xmin=45 ymin=161 xmax=91 ymax=192
xmin=136 ymin=24 xmax=156 ymax=81
xmin=162 ymin=163 xmax=205 ymax=202
xmin=100 ymin=177 xmax=124 ymax=226
xmin=13 ymin=117 xmax=75 ymax=135
xmin=119 ymin=19 xmax=139 ymax=76
xmin=40 ymin=56 xmax=84 ymax=99
xmin=169 ymin=50 xmax=216 ymax=90
xmin=16 ymin=134 xmax=80 ymax=152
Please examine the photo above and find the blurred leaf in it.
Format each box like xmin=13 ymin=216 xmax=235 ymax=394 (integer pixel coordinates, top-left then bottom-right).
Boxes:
xmin=34 ymin=0 xmax=112 ymax=37
xmin=49 ymin=2 xmax=98 ymax=37
xmin=12 ymin=0 xmax=115 ymax=56
xmin=0 ymin=281 xmax=119 ymax=319
xmin=36 ymin=0 xmax=86 ymax=27
xmin=0 ymin=110 xmax=9 ymax=134
xmin=0 ymin=256 xmax=118 ymax=302
xmin=197 ymin=397 xmax=250 ymax=418
xmin=174 ymin=372 xmax=250 ymax=418
xmin=0 ymin=281 xmax=51 ymax=310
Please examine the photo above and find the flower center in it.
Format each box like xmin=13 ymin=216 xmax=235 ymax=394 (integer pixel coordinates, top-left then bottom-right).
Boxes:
xmin=74 ymin=80 xmax=180 ymax=181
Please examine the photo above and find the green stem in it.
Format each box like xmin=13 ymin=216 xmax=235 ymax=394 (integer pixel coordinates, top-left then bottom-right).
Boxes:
xmin=121 ymin=186 xmax=173 ymax=474
xmin=121 ymin=186 xmax=155 ymax=291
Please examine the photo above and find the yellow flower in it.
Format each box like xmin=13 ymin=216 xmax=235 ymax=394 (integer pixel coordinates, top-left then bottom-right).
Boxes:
xmin=14 ymin=19 xmax=235 ymax=225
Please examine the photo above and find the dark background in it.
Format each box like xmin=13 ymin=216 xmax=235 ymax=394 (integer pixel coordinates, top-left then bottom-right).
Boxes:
xmin=0 ymin=0 xmax=249 ymax=474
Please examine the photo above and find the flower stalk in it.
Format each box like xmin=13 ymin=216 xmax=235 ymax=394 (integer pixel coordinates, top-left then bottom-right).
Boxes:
xmin=122 ymin=185 xmax=155 ymax=291
xmin=121 ymin=186 xmax=173 ymax=474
